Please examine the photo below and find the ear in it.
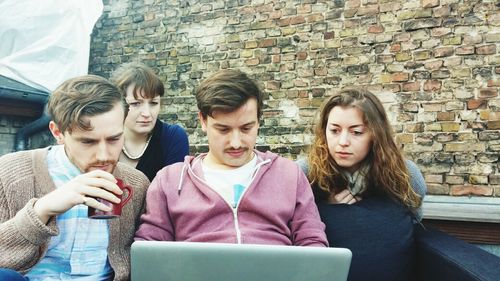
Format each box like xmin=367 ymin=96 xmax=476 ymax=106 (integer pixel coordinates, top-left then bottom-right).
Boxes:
xmin=49 ymin=121 xmax=65 ymax=145
xmin=198 ymin=112 xmax=208 ymax=133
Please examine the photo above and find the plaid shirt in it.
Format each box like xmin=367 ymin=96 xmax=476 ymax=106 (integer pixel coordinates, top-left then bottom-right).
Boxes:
xmin=25 ymin=145 xmax=112 ymax=280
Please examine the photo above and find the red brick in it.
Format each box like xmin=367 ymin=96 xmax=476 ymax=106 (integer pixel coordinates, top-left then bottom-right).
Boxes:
xmin=450 ymin=185 xmax=493 ymax=196
xmin=390 ymin=43 xmax=401 ymax=52
xmin=479 ymin=88 xmax=498 ymax=98
xmin=258 ymin=39 xmax=276 ymax=48
xmin=290 ymin=15 xmax=306 ymax=25
xmin=487 ymin=80 xmax=500 ymax=87
xmin=324 ymin=31 xmax=335 ymax=40
xmin=403 ymin=81 xmax=420 ymax=91
xmin=467 ymin=99 xmax=487 ymax=109
xmin=456 ymin=46 xmax=475 ymax=55
xmin=391 ymin=72 xmax=409 ymax=82
xmin=368 ymin=25 xmax=384 ymax=33
xmin=424 ymin=80 xmax=441 ymax=91
xmin=296 ymin=52 xmax=307 ymax=60
xmin=433 ymin=47 xmax=454 ymax=57
xmin=476 ymin=45 xmax=496 ymax=55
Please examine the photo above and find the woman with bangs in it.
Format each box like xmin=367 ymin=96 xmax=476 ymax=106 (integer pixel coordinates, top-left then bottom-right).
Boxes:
xmin=298 ymin=87 xmax=426 ymax=281
xmin=111 ymin=62 xmax=189 ymax=181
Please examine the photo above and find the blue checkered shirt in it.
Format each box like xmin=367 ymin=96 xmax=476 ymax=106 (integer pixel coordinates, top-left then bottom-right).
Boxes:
xmin=25 ymin=145 xmax=113 ymax=280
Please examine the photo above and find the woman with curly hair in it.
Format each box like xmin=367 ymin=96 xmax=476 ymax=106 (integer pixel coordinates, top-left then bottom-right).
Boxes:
xmin=298 ymin=87 xmax=426 ymax=281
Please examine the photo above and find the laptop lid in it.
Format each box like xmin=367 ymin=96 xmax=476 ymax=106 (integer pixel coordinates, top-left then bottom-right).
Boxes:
xmin=131 ymin=241 xmax=352 ymax=281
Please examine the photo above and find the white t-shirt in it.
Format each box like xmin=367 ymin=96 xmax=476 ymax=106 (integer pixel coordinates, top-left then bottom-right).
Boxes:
xmin=202 ymin=154 xmax=257 ymax=208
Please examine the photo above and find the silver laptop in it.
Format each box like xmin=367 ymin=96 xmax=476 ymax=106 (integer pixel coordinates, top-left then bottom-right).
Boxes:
xmin=131 ymin=241 xmax=352 ymax=281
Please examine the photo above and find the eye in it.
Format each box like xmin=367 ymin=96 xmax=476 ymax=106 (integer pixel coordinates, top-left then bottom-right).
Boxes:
xmin=81 ymin=139 xmax=95 ymax=145
xmin=329 ymin=128 xmax=340 ymax=134
xmin=352 ymin=130 xmax=364 ymax=135
xmin=241 ymin=126 xmax=252 ymax=132
xmin=150 ymin=101 xmax=159 ymax=106
xmin=128 ymin=102 xmax=140 ymax=107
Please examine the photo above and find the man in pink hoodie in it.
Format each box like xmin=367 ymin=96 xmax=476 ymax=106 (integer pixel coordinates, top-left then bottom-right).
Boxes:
xmin=135 ymin=69 xmax=327 ymax=246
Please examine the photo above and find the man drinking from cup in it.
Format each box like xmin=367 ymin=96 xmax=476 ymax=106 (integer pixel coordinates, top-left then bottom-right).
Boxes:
xmin=0 ymin=75 xmax=150 ymax=280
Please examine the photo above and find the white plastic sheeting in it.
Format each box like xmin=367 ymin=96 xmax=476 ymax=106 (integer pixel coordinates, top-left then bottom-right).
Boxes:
xmin=0 ymin=0 xmax=103 ymax=92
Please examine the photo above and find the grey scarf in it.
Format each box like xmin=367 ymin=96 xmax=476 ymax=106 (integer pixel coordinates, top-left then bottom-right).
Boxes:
xmin=341 ymin=163 xmax=370 ymax=195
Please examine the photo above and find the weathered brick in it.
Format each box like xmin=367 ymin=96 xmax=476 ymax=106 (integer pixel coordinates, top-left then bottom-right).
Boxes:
xmin=403 ymin=18 xmax=442 ymax=31
xmin=476 ymin=44 xmax=496 ymax=55
xmin=467 ymin=99 xmax=487 ymax=109
xmin=437 ymin=112 xmax=455 ymax=121
xmin=450 ymin=185 xmax=493 ymax=196
xmin=487 ymin=121 xmax=500 ymax=130
xmin=446 ymin=175 xmax=464 ymax=185
xmin=391 ymin=72 xmax=409 ymax=82
xmin=290 ymin=15 xmax=306 ymax=25
xmin=424 ymin=80 xmax=442 ymax=91
xmin=422 ymin=0 xmax=439 ymax=8
xmin=433 ymin=46 xmax=454 ymax=57
xmin=403 ymin=81 xmax=421 ymax=91
xmin=479 ymin=88 xmax=498 ymax=98
xmin=368 ymin=25 xmax=384 ymax=33
xmin=427 ymin=184 xmax=449 ymax=195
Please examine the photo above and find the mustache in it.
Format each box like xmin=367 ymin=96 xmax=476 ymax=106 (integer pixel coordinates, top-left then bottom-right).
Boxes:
xmin=89 ymin=160 xmax=116 ymax=166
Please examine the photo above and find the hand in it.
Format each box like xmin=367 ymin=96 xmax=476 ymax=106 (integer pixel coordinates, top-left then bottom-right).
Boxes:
xmin=33 ymin=170 xmax=123 ymax=224
xmin=327 ymin=188 xmax=362 ymax=205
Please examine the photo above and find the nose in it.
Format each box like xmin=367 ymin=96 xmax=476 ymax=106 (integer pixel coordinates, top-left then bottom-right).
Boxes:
xmin=229 ymin=131 xmax=242 ymax=149
xmin=140 ymin=103 xmax=151 ymax=117
xmin=96 ymin=141 xmax=110 ymax=161
xmin=338 ymin=131 xmax=350 ymax=146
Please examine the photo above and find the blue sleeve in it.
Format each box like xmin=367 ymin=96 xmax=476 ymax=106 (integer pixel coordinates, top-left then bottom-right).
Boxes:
xmin=405 ymin=159 xmax=427 ymax=221
xmin=161 ymin=123 xmax=189 ymax=166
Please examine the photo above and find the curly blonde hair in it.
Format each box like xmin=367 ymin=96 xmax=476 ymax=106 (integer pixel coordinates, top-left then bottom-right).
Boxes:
xmin=308 ymin=88 xmax=421 ymax=210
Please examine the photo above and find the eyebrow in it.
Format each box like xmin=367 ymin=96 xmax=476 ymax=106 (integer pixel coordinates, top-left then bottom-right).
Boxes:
xmin=213 ymin=121 xmax=257 ymax=128
xmin=74 ymin=132 xmax=123 ymax=142
xmin=329 ymin=123 xmax=365 ymax=129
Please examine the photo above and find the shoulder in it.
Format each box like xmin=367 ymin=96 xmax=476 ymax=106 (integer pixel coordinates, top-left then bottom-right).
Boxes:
xmin=160 ymin=122 xmax=187 ymax=137
xmin=404 ymin=159 xmax=427 ymax=197
xmin=0 ymin=149 xmax=41 ymax=183
xmin=115 ymin=163 xmax=150 ymax=191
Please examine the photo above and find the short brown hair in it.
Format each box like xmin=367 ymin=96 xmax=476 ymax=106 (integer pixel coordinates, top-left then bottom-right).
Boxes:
xmin=195 ymin=69 xmax=263 ymax=119
xmin=47 ymin=75 xmax=126 ymax=133
xmin=110 ymin=62 xmax=164 ymax=99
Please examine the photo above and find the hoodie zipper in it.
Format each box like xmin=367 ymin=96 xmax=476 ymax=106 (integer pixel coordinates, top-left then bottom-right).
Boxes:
xmin=183 ymin=154 xmax=271 ymax=244
xmin=232 ymin=207 xmax=242 ymax=243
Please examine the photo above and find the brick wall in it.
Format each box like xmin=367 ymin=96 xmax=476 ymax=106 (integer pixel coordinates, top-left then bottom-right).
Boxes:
xmin=89 ymin=0 xmax=499 ymax=197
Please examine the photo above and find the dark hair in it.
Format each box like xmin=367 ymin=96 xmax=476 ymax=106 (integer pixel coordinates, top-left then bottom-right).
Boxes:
xmin=47 ymin=75 xmax=126 ymax=133
xmin=110 ymin=62 xmax=164 ymax=99
xmin=308 ymin=87 xmax=422 ymax=210
xmin=195 ymin=69 xmax=263 ymax=119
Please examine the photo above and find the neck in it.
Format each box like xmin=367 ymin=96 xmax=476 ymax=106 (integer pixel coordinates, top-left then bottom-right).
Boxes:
xmin=124 ymin=128 xmax=149 ymax=145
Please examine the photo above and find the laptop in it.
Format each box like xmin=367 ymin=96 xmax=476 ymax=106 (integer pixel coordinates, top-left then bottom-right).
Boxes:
xmin=131 ymin=241 xmax=352 ymax=281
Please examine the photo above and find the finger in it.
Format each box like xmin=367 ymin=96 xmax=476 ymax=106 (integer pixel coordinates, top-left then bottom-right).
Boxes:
xmin=355 ymin=196 xmax=362 ymax=202
xmin=83 ymin=196 xmax=112 ymax=212
xmin=83 ymin=169 xmax=116 ymax=182
xmin=76 ymin=176 xmax=123 ymax=195
xmin=347 ymin=198 xmax=357 ymax=205
xmin=81 ymin=187 xmax=121 ymax=204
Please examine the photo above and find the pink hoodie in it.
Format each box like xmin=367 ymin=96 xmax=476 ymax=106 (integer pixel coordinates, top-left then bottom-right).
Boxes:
xmin=135 ymin=150 xmax=328 ymax=247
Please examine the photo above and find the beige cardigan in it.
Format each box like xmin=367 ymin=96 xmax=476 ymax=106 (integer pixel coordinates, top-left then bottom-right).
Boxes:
xmin=0 ymin=148 xmax=150 ymax=280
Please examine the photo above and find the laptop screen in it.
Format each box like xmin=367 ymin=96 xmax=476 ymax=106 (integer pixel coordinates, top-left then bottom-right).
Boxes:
xmin=131 ymin=241 xmax=351 ymax=281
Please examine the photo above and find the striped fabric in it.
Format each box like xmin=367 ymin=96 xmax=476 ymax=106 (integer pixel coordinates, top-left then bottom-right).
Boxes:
xmin=25 ymin=145 xmax=113 ymax=281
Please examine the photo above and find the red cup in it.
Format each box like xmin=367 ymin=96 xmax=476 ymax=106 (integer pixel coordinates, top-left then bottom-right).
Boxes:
xmin=88 ymin=179 xmax=133 ymax=219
